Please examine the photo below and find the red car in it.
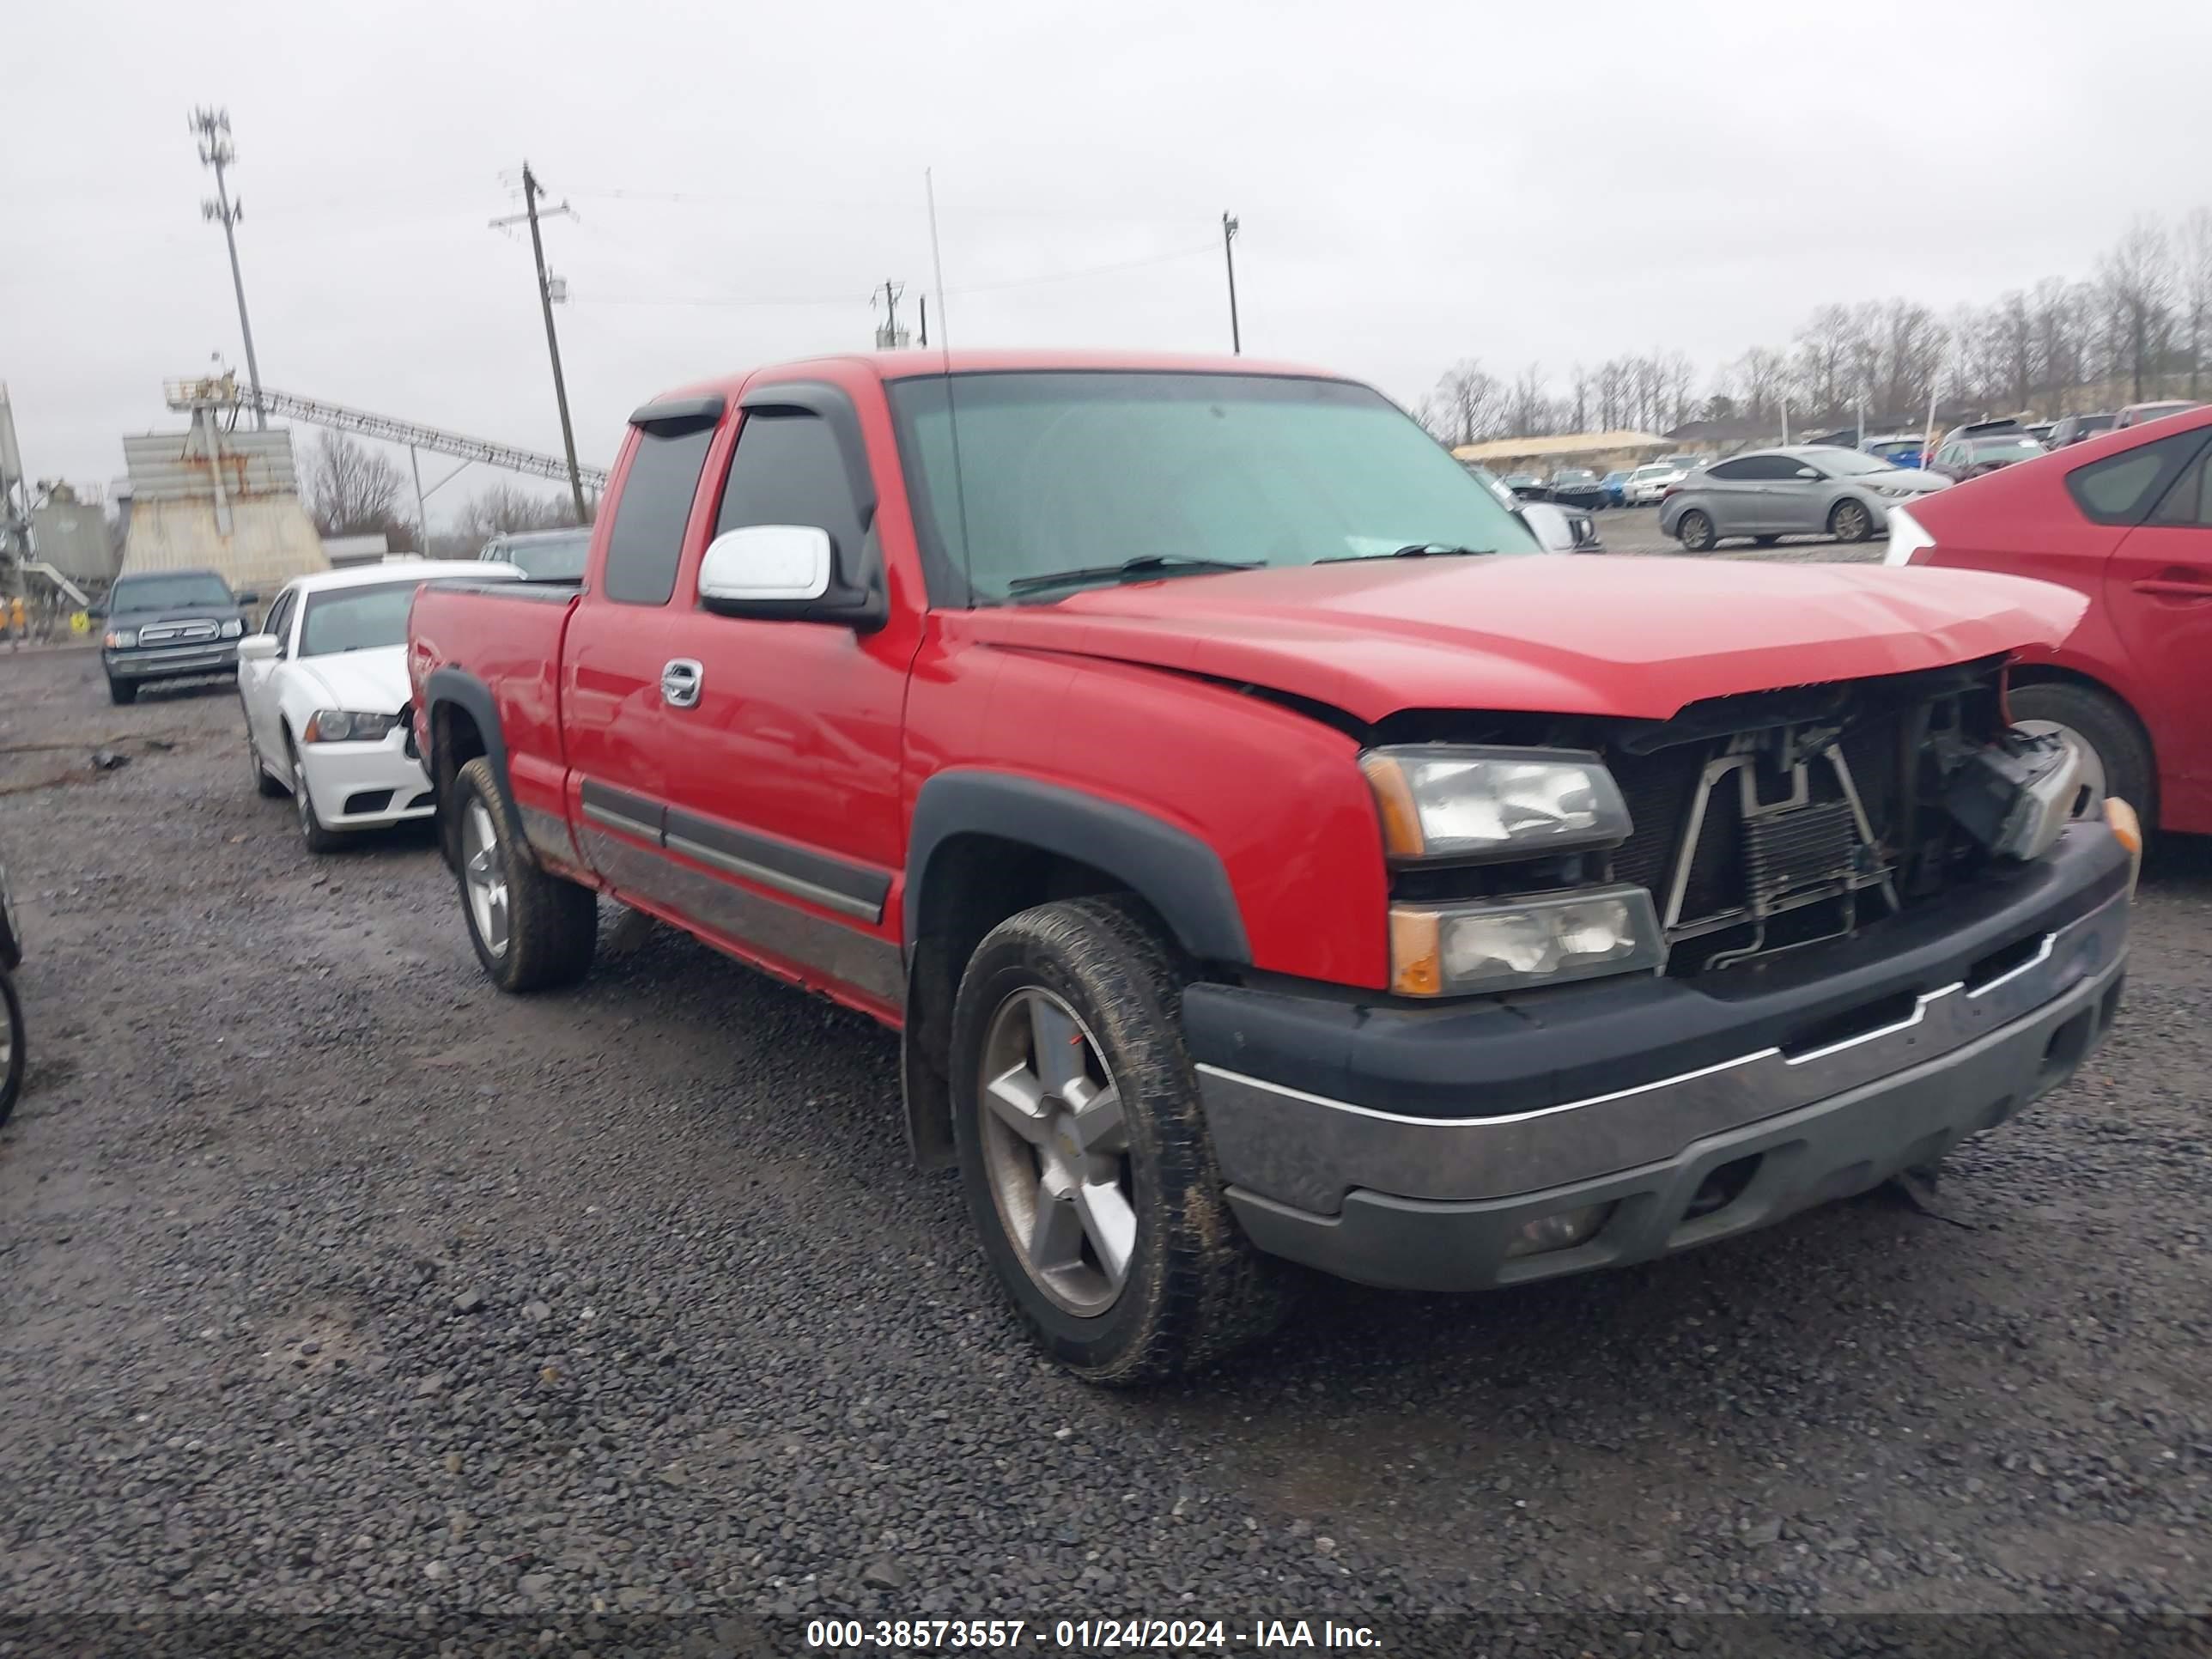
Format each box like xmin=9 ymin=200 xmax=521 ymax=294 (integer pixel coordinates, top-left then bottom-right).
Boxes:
xmin=408 ymin=349 xmax=2132 ymax=1382
xmin=1885 ymin=404 xmax=2212 ymax=834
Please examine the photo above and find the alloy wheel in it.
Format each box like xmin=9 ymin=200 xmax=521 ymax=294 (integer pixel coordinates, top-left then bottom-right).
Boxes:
xmin=461 ymin=799 xmax=512 ymax=958
xmin=975 ymin=986 xmax=1136 ymax=1317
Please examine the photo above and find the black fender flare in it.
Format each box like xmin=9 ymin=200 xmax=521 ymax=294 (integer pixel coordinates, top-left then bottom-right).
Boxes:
xmin=423 ymin=667 xmax=519 ymax=866
xmin=903 ymin=771 xmax=1251 ymax=967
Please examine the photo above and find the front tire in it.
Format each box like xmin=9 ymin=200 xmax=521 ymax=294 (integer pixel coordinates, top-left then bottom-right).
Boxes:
xmin=288 ymin=738 xmax=347 ymax=854
xmin=1829 ymin=498 xmax=1875 ymax=543
xmin=1675 ymin=509 xmax=1717 ymax=552
xmin=107 ymin=677 xmax=137 ymax=706
xmin=452 ymin=757 xmax=597 ymax=992
xmin=2008 ymin=681 xmax=2155 ymax=826
xmin=949 ymin=896 xmax=1290 ymax=1385
xmin=243 ymin=703 xmax=285 ymax=798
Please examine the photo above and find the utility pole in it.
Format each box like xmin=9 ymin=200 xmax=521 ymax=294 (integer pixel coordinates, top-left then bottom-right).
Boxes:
xmin=493 ymin=164 xmax=586 ymax=522
xmin=1222 ymin=213 xmax=1242 ymax=356
xmin=875 ymin=280 xmax=908 ymax=349
xmin=918 ymin=294 xmax=928 ymax=349
xmin=191 ymin=108 xmax=265 ymax=429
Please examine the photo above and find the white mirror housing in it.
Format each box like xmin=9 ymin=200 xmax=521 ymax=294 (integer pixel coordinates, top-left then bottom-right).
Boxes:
xmin=236 ymin=634 xmax=280 ymax=663
xmin=699 ymin=525 xmax=833 ymax=605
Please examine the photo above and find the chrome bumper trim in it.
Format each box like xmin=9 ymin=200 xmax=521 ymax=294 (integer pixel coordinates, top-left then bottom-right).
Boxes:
xmin=1196 ymin=883 xmax=2128 ymax=1212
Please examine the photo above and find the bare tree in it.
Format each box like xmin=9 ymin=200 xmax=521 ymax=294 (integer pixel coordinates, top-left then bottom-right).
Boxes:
xmin=1875 ymin=299 xmax=1946 ymax=418
xmin=303 ymin=432 xmax=410 ymax=544
xmin=1735 ymin=347 xmax=1788 ymax=422
xmin=1790 ymin=303 xmax=1854 ymax=416
xmin=2097 ymin=216 xmax=2176 ymax=400
xmin=455 ymin=482 xmax=587 ymax=544
xmin=1568 ymin=363 xmax=1593 ymax=434
xmin=2181 ymin=207 xmax=2212 ymax=398
xmin=1419 ymin=360 xmax=1506 ymax=447
xmin=1505 ymin=365 xmax=1557 ymax=438
xmin=1595 ymin=357 xmax=1634 ymax=430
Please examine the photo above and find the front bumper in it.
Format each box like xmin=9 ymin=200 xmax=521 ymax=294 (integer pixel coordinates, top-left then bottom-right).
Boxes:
xmin=104 ymin=642 xmax=238 ymax=680
xmin=1188 ymin=823 xmax=2130 ymax=1291
xmin=297 ymin=730 xmax=436 ymax=830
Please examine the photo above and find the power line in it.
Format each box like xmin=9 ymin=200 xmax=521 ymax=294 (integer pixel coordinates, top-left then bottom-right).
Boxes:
xmin=562 ymin=185 xmax=1211 ymax=224
xmin=569 ymin=241 xmax=1219 ymax=311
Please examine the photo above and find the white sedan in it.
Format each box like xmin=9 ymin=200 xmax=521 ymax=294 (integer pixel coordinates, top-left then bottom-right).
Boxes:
xmin=238 ymin=561 xmax=518 ymax=852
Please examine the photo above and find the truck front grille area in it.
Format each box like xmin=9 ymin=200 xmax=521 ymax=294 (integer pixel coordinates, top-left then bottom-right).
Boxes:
xmin=1601 ymin=664 xmax=2003 ymax=978
xmin=137 ymin=619 xmax=220 ymax=646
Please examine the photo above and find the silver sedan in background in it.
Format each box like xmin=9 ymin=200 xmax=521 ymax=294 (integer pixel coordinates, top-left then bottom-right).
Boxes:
xmin=1659 ymin=445 xmax=1950 ymax=550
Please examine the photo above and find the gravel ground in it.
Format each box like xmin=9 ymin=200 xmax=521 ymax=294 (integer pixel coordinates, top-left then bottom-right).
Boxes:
xmin=0 ymin=639 xmax=2205 ymax=1656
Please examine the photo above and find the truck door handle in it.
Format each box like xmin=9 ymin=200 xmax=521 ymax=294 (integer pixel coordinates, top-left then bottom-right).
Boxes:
xmin=660 ymin=659 xmax=703 ymax=708
xmin=2131 ymin=577 xmax=2212 ymax=600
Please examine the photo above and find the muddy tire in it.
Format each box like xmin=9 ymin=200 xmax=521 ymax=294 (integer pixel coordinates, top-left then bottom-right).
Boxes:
xmin=452 ymin=757 xmax=597 ymax=993
xmin=106 ymin=678 xmax=137 ymax=706
xmin=949 ymin=895 xmax=1291 ymax=1385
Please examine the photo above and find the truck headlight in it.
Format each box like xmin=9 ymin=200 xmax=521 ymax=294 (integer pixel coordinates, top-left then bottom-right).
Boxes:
xmin=304 ymin=710 xmax=398 ymax=743
xmin=103 ymin=629 xmax=137 ymax=649
xmin=1360 ymin=746 xmax=1632 ymax=862
xmin=1882 ymin=504 xmax=1936 ymax=567
xmin=1389 ymin=884 xmax=1663 ymax=997
xmin=220 ymin=618 xmax=244 ymax=639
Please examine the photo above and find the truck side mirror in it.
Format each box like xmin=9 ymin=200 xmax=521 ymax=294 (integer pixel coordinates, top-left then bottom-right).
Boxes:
xmin=698 ymin=525 xmax=885 ymax=629
xmin=701 ymin=526 xmax=832 ymax=605
xmin=234 ymin=590 xmax=260 ymax=606
xmin=1518 ymin=500 xmax=1582 ymax=553
xmin=237 ymin=635 xmax=279 ymax=663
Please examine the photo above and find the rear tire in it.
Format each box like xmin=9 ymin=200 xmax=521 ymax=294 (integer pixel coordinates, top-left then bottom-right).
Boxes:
xmin=1675 ymin=510 xmax=1716 ymax=552
xmin=949 ymin=895 xmax=1291 ymax=1385
xmin=452 ymin=756 xmax=597 ymax=992
xmin=107 ymin=678 xmax=137 ymax=706
xmin=2008 ymin=681 xmax=2155 ymax=827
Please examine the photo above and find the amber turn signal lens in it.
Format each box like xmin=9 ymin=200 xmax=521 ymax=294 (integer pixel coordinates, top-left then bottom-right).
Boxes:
xmin=1360 ymin=753 xmax=1426 ymax=859
xmin=1389 ymin=906 xmax=1443 ymax=997
xmin=2103 ymin=796 xmax=2142 ymax=896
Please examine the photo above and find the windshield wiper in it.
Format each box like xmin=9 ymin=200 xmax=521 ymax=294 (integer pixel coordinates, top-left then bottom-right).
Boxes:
xmin=1316 ymin=543 xmax=1498 ymax=564
xmin=1005 ymin=554 xmax=1263 ymax=597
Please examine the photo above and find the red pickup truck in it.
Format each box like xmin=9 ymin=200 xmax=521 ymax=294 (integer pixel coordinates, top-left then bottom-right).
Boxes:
xmin=409 ymin=349 xmax=2136 ymax=1384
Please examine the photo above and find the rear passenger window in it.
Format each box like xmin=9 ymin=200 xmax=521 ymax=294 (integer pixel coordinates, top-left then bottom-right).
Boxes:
xmin=604 ymin=424 xmax=717 ymax=605
xmin=712 ymin=410 xmax=867 ymax=564
xmin=1704 ymin=459 xmax=1757 ymax=482
xmin=2067 ymin=433 xmax=2202 ymax=526
xmin=2148 ymin=448 xmax=2212 ymax=527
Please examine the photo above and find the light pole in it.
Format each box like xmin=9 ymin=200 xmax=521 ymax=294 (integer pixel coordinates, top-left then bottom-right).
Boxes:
xmin=191 ymin=107 xmax=265 ymax=429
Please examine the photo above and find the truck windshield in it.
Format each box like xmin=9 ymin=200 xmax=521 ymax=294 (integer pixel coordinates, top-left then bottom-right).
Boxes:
xmin=887 ymin=372 xmax=1540 ymax=603
xmin=109 ymin=574 xmax=234 ymax=611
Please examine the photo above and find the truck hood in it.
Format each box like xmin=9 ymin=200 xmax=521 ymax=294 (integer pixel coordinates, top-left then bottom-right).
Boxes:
xmin=292 ymin=645 xmax=410 ymax=714
xmin=957 ymin=555 xmax=2087 ymax=723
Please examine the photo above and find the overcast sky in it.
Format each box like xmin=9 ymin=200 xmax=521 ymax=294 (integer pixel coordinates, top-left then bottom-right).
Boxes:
xmin=7 ymin=0 xmax=2209 ymax=520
